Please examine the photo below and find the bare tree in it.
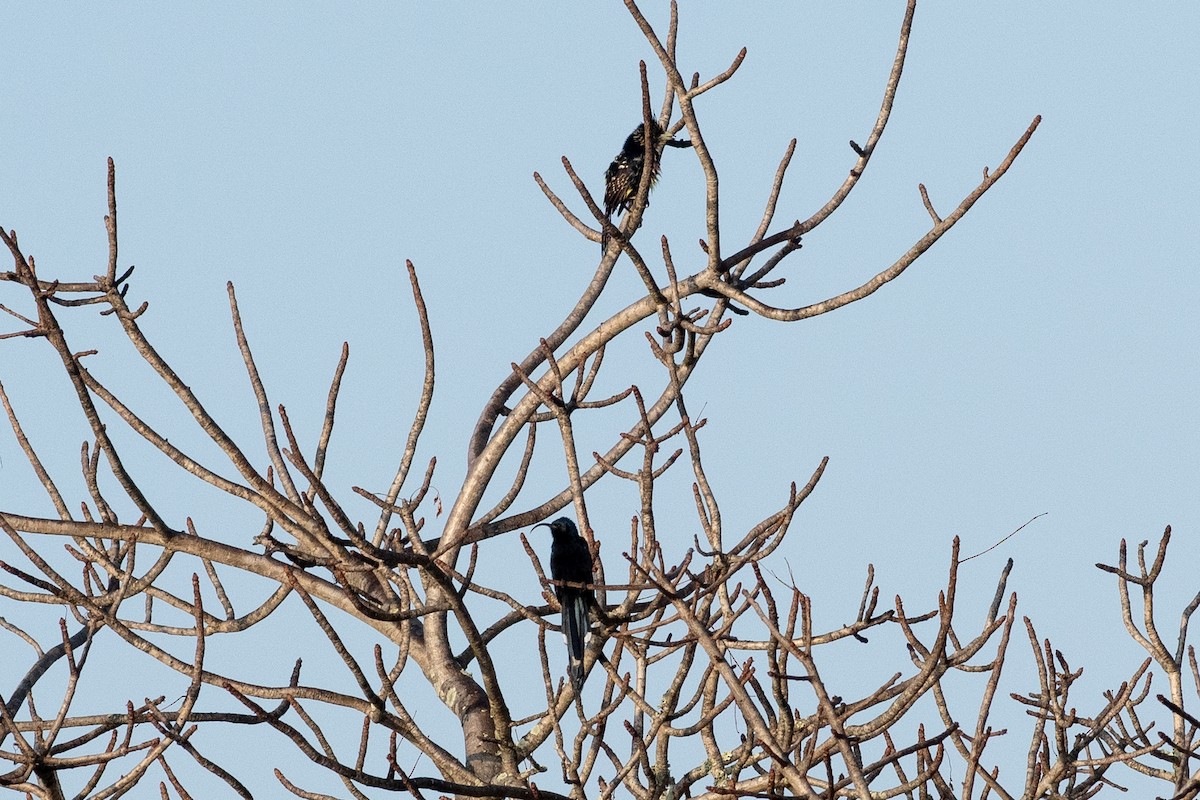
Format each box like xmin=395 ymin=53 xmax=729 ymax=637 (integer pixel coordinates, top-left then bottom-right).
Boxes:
xmin=2 ymin=2 xmax=1196 ymax=799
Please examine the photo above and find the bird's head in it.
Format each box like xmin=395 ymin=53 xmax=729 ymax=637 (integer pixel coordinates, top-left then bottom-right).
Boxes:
xmin=621 ymin=119 xmax=665 ymax=156
xmin=534 ymin=517 xmax=578 ymax=538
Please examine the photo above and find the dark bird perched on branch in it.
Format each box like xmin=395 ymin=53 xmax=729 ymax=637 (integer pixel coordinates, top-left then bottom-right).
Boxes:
xmin=602 ymin=119 xmax=692 ymax=249
xmin=537 ymin=517 xmax=594 ymax=690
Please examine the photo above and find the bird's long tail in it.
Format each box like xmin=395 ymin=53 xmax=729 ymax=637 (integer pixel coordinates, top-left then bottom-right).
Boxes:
xmin=563 ymin=592 xmax=588 ymax=690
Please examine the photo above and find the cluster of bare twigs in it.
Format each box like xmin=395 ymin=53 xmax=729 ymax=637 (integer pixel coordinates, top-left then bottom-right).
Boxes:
xmin=2 ymin=1 xmax=1196 ymax=799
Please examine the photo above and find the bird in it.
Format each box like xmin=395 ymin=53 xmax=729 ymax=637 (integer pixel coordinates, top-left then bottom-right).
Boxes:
xmin=602 ymin=119 xmax=692 ymax=249
xmin=536 ymin=517 xmax=595 ymax=690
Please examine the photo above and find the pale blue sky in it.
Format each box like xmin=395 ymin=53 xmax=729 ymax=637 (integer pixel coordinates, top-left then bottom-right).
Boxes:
xmin=2 ymin=4 xmax=1197 ymax=796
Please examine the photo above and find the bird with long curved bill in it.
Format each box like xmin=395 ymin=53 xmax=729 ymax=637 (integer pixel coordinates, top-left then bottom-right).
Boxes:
xmin=602 ymin=119 xmax=692 ymax=250
xmin=536 ymin=517 xmax=595 ymax=690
